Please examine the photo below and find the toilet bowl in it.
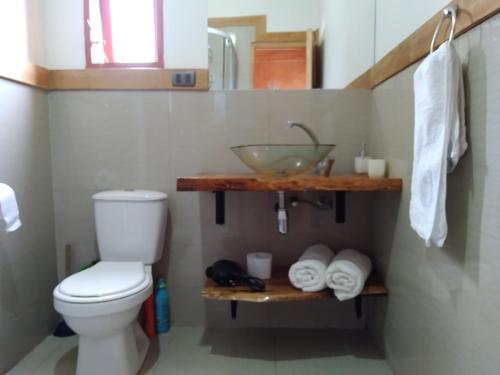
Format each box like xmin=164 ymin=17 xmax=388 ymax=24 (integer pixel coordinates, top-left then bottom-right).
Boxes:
xmin=52 ymin=188 xmax=168 ymax=375
xmin=54 ymin=262 xmax=153 ymax=375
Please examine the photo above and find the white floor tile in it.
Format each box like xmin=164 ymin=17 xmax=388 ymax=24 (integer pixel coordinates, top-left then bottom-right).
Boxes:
xmin=8 ymin=327 xmax=392 ymax=375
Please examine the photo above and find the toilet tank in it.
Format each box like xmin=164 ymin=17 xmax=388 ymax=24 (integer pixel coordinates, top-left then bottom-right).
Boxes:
xmin=92 ymin=190 xmax=167 ymax=264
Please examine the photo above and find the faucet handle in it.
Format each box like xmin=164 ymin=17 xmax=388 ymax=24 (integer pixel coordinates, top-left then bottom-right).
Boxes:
xmin=316 ymin=156 xmax=335 ymax=176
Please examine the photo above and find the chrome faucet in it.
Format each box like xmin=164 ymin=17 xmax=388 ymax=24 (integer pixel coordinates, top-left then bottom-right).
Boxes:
xmin=277 ymin=191 xmax=288 ymax=235
xmin=287 ymin=121 xmax=319 ymax=146
xmin=287 ymin=121 xmax=333 ymax=175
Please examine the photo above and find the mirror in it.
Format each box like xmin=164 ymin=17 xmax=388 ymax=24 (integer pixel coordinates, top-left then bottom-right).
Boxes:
xmin=207 ymin=1 xmax=327 ymax=91
xmin=208 ymin=1 xmax=449 ymax=91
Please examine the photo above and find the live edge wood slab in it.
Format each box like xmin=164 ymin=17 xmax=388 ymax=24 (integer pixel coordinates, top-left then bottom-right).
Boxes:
xmin=201 ymin=267 xmax=387 ymax=303
xmin=176 ymin=174 xmax=403 ymax=192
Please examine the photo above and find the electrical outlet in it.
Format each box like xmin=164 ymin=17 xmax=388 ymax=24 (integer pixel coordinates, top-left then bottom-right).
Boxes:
xmin=171 ymin=71 xmax=196 ymax=87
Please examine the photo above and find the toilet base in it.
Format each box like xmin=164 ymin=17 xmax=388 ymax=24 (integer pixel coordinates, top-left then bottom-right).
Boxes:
xmin=76 ymin=321 xmax=149 ymax=375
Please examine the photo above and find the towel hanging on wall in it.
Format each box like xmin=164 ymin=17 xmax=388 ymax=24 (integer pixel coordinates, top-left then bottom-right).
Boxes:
xmin=410 ymin=39 xmax=467 ymax=248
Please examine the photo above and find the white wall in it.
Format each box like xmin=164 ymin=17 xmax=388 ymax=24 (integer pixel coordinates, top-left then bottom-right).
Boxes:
xmin=320 ymin=0 xmax=376 ymax=89
xmin=375 ymin=0 xmax=450 ymax=61
xmin=9 ymin=1 xmax=450 ymax=79
xmin=320 ymin=0 xmax=450 ymax=87
xmin=164 ymin=0 xmax=207 ymax=68
xmin=0 ymin=0 xmax=45 ymax=66
xmin=42 ymin=0 xmax=208 ymax=69
xmin=42 ymin=0 xmax=85 ymax=69
xmin=208 ymin=0 xmax=322 ymax=32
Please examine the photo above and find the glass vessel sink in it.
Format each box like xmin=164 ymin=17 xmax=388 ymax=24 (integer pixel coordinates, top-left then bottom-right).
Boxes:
xmin=231 ymin=144 xmax=335 ymax=177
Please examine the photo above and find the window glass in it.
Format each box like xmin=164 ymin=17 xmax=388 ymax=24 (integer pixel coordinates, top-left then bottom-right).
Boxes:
xmin=85 ymin=0 xmax=163 ymax=67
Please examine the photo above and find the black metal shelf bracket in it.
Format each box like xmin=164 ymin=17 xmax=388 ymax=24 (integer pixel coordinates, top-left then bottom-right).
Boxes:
xmin=230 ymin=300 xmax=238 ymax=319
xmin=335 ymin=191 xmax=346 ymax=223
xmin=214 ymin=191 xmax=225 ymax=225
xmin=354 ymin=296 xmax=362 ymax=319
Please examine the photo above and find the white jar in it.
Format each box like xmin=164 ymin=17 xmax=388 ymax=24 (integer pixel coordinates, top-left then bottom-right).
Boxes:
xmin=368 ymin=159 xmax=386 ymax=178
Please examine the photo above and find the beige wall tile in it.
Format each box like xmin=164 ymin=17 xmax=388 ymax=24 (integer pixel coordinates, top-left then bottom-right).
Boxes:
xmin=0 ymin=80 xmax=57 ymax=373
xmin=48 ymin=89 xmax=372 ymax=328
xmin=367 ymin=13 xmax=500 ymax=375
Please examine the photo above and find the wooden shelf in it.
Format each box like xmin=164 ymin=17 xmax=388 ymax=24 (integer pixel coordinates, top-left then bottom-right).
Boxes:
xmin=201 ymin=267 xmax=386 ymax=303
xmin=177 ymin=174 xmax=403 ymax=192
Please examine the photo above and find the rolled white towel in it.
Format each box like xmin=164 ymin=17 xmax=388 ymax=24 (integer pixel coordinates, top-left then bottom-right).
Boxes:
xmin=325 ymin=249 xmax=372 ymax=301
xmin=288 ymin=244 xmax=335 ymax=292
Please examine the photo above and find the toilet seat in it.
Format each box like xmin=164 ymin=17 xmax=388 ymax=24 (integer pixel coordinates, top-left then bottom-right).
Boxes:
xmin=54 ymin=261 xmax=151 ymax=304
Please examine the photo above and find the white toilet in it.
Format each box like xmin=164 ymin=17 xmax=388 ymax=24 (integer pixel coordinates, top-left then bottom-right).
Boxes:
xmin=53 ymin=190 xmax=167 ymax=375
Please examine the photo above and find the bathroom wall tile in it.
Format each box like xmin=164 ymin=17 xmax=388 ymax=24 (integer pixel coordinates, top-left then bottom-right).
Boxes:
xmin=48 ymin=89 xmax=373 ymax=329
xmin=166 ymin=241 xmax=204 ymax=288
xmin=168 ymin=285 xmax=207 ymax=326
xmin=0 ymin=80 xmax=58 ymax=373
xmin=367 ymin=13 xmax=500 ymax=375
xmin=223 ymin=91 xmax=271 ymax=144
xmin=265 ymin=89 xmax=371 ymax=173
xmin=268 ymin=300 xmax=363 ymax=329
xmin=205 ymin=301 xmax=272 ymax=329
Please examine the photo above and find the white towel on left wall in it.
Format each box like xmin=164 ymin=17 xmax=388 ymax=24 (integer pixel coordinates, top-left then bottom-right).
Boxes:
xmin=410 ymin=42 xmax=467 ymax=248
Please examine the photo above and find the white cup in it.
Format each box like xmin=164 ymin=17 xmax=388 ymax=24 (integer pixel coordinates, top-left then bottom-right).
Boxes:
xmin=246 ymin=252 xmax=272 ymax=279
xmin=368 ymin=159 xmax=386 ymax=178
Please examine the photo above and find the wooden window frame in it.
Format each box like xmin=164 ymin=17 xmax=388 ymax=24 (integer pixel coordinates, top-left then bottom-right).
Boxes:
xmin=84 ymin=0 xmax=164 ymax=68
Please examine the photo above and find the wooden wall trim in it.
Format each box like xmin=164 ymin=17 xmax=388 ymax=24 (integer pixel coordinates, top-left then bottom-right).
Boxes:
xmin=48 ymin=69 xmax=209 ymax=90
xmin=209 ymin=15 xmax=267 ymax=38
xmin=209 ymin=15 xmax=319 ymax=44
xmin=0 ymin=62 xmax=50 ymax=89
xmin=347 ymin=0 xmax=500 ymax=89
xmin=1 ymin=65 xmax=209 ymax=91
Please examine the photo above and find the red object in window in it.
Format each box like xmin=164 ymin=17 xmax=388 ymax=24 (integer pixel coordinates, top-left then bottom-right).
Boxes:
xmin=84 ymin=0 xmax=164 ymax=68
xmin=98 ymin=0 xmax=114 ymax=63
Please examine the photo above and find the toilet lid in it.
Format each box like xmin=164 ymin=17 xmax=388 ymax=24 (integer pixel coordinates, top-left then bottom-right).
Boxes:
xmin=59 ymin=262 xmax=146 ymax=298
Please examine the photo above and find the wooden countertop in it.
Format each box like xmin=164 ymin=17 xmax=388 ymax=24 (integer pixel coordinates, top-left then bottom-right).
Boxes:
xmin=177 ymin=174 xmax=403 ymax=192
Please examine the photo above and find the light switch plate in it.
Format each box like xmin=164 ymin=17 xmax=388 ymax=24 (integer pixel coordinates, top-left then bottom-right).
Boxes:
xmin=172 ymin=71 xmax=196 ymax=87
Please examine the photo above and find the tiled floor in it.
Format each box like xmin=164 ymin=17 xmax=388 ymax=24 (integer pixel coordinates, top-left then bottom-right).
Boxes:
xmin=8 ymin=327 xmax=392 ymax=375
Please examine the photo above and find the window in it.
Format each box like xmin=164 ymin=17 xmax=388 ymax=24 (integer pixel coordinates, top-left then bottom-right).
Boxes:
xmin=84 ymin=0 xmax=163 ymax=68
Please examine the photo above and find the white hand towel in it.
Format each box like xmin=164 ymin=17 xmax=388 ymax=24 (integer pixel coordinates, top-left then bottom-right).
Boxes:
xmin=325 ymin=249 xmax=372 ymax=301
xmin=288 ymin=243 xmax=334 ymax=292
xmin=0 ymin=183 xmax=22 ymax=232
xmin=410 ymin=42 xmax=467 ymax=248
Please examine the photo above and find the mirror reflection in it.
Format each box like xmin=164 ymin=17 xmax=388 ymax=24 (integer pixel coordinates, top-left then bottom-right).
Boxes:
xmin=208 ymin=1 xmax=326 ymax=91
xmin=207 ymin=1 xmax=449 ymax=91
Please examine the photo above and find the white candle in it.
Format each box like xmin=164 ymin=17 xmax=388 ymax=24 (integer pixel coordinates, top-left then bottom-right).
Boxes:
xmin=368 ymin=159 xmax=386 ymax=178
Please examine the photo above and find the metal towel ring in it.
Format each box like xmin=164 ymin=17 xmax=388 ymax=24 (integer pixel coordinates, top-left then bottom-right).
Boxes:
xmin=430 ymin=5 xmax=459 ymax=54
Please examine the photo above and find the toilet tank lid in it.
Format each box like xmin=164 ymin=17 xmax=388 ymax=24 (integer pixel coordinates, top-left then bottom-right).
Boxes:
xmin=93 ymin=190 xmax=167 ymax=201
